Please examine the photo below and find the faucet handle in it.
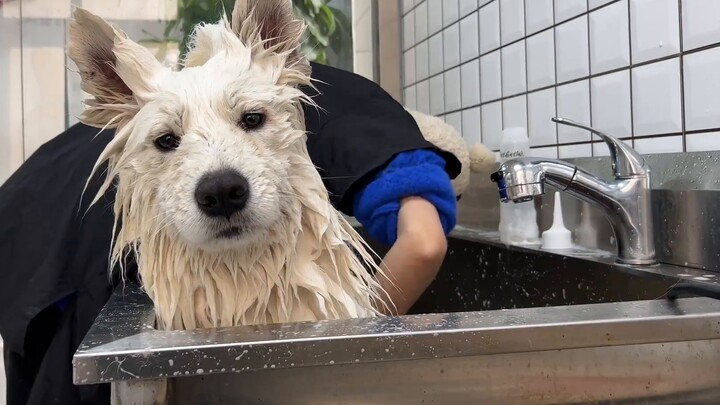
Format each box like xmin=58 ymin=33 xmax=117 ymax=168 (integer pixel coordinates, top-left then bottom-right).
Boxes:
xmin=552 ymin=117 xmax=649 ymax=178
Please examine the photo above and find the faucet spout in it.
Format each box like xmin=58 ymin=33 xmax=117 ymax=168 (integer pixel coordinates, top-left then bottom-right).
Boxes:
xmin=490 ymin=118 xmax=656 ymax=266
xmin=551 ymin=117 xmax=650 ymax=178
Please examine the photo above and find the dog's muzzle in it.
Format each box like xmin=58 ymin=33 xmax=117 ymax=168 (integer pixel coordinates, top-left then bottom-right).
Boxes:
xmin=195 ymin=169 xmax=250 ymax=219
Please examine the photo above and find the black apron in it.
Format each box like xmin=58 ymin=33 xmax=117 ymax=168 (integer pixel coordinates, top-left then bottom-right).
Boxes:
xmin=0 ymin=62 xmax=460 ymax=405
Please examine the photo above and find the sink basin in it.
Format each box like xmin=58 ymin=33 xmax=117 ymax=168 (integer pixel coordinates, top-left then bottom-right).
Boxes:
xmin=360 ymin=228 xmax=689 ymax=314
xmin=73 ymin=229 xmax=720 ymax=405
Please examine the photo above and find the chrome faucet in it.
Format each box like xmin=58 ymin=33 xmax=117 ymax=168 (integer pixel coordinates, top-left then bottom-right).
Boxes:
xmin=490 ymin=117 xmax=656 ymax=265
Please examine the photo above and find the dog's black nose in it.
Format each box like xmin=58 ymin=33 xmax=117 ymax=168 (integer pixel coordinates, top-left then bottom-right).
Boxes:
xmin=195 ymin=169 xmax=250 ymax=218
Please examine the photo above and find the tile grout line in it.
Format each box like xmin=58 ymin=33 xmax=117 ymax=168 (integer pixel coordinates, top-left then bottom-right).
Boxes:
xmin=586 ymin=0 xmax=593 ymax=156
xmin=400 ymin=0 xmax=406 ymax=105
xmin=554 ymin=0 xmax=560 ymax=158
xmin=677 ymin=0 xmax=687 ymax=152
xmin=476 ymin=8 xmax=483 ymax=145
xmin=523 ymin=0 xmax=530 ymax=152
xmin=626 ymin=0 xmax=635 ymax=148
xmin=498 ymin=0 xmax=505 ymax=133
xmin=454 ymin=0 xmax=461 ymax=126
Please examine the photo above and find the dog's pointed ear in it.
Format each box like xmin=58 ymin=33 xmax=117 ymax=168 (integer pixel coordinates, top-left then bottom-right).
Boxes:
xmin=68 ymin=8 xmax=164 ymax=127
xmin=231 ymin=0 xmax=309 ymax=72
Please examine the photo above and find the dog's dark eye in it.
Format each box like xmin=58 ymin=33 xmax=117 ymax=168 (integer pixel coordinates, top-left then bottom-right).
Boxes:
xmin=154 ymin=134 xmax=181 ymax=151
xmin=240 ymin=113 xmax=265 ymax=129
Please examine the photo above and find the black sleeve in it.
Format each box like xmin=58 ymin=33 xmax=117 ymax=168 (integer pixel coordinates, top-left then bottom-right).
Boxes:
xmin=0 ymin=123 xmax=127 ymax=404
xmin=0 ymin=124 xmax=118 ymax=353
xmin=303 ymin=62 xmax=461 ymax=216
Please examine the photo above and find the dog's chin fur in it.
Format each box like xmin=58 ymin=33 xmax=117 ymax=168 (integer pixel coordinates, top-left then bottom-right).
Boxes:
xmin=68 ymin=2 xmax=392 ymax=331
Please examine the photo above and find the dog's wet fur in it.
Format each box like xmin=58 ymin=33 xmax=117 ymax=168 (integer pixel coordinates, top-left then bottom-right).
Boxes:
xmin=68 ymin=0 xmax=392 ymax=330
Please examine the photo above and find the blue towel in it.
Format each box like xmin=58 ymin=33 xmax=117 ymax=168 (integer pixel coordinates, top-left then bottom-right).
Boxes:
xmin=353 ymin=149 xmax=457 ymax=245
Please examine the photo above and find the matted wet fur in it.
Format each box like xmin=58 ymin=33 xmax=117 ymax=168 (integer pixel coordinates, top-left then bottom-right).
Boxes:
xmin=67 ymin=0 xmax=393 ymax=330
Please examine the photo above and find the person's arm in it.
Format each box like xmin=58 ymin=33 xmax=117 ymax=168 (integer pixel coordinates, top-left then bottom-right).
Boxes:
xmin=376 ymin=196 xmax=447 ymax=315
xmin=350 ymin=149 xmax=457 ymax=315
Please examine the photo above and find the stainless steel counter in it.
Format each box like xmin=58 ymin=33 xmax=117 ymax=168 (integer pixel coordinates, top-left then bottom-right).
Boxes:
xmin=73 ymin=229 xmax=720 ymax=404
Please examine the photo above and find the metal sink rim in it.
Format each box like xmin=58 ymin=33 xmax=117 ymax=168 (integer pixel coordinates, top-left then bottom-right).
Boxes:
xmin=73 ymin=279 xmax=720 ymax=384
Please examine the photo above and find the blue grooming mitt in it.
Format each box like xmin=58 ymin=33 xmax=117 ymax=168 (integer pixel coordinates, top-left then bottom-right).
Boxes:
xmin=353 ymin=149 xmax=457 ymax=245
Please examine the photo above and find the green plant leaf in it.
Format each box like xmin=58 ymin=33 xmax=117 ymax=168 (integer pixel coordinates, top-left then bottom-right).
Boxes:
xmin=318 ymin=5 xmax=336 ymax=37
xmin=168 ymin=0 xmax=347 ymax=65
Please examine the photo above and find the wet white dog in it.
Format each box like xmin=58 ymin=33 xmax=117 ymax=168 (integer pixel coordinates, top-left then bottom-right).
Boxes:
xmin=67 ymin=0 xmax=391 ymax=330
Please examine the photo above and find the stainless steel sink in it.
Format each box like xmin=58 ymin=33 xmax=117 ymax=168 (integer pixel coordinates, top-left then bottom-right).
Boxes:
xmin=73 ymin=230 xmax=720 ymax=405
xmin=367 ymin=227 xmax=705 ymax=314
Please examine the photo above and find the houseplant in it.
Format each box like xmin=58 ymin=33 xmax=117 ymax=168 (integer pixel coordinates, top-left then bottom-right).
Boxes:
xmin=163 ymin=0 xmax=352 ymax=67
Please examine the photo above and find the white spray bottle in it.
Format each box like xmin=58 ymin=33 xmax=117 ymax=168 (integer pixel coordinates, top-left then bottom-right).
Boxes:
xmin=498 ymin=127 xmax=540 ymax=245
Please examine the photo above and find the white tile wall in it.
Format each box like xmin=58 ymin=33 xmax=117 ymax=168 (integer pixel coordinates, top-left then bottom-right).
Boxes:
xmin=462 ymin=106 xmax=482 ymax=146
xmin=445 ymin=111 xmax=463 ymax=133
xmin=591 ymin=70 xmax=632 ymax=137
xmin=525 ymin=0 xmax=553 ymax=35
xmin=480 ymin=50 xmax=502 ymax=101
xmin=560 ymin=143 xmax=592 ymax=158
xmin=630 ymin=0 xmax=680 ymax=63
xmin=528 ymin=88 xmax=557 ymax=146
xmin=430 ymin=74 xmax=445 ymax=115
xmin=403 ymin=7 xmax=415 ymax=50
xmin=403 ymin=48 xmax=416 ymax=83
xmin=500 ymin=0 xmax=524 ymax=45
xmin=459 ymin=12 xmax=479 ymax=63
xmin=428 ymin=33 xmax=444 ymax=75
xmin=555 ymin=16 xmax=589 ymax=82
xmin=482 ymin=101 xmax=503 ymax=149
xmin=404 ymin=85 xmax=417 ymax=110
xmin=684 ymin=47 xmax=720 ymax=131
xmin=445 ymin=67 xmax=462 ymax=112
xmin=427 ymin=0 xmax=444 ymax=36
xmin=402 ymin=0 xmax=720 ymax=156
xmin=415 ymin=40 xmax=429 ymax=80
xmin=554 ymin=0 xmax=587 ymax=23
xmin=532 ymin=146 xmax=558 ymax=158
xmin=461 ymin=60 xmax=481 ymax=107
xmin=687 ymin=131 xmax=720 ymax=152
xmin=589 ymin=0 xmax=630 ymax=74
xmin=634 ymin=135 xmax=684 ymax=154
xmin=681 ymin=0 xmax=720 ymax=51
xmin=443 ymin=22 xmax=461 ymax=68
xmin=414 ymin=1 xmax=428 ymax=42
xmin=632 ymin=58 xmax=682 ymax=135
xmin=416 ymin=79 xmax=430 ymax=114
xmin=589 ymin=0 xmax=615 ymax=9
xmin=557 ymin=80 xmax=591 ymax=143
xmin=479 ymin=1 xmax=500 ymax=53
xmin=501 ymin=40 xmax=526 ymax=96
xmin=459 ymin=0 xmax=479 ymax=18
xmin=502 ymin=95 xmax=527 ymax=130
xmin=443 ymin=0 xmax=460 ymax=26
xmin=526 ymin=29 xmax=555 ymax=90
